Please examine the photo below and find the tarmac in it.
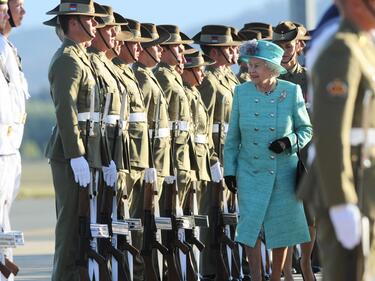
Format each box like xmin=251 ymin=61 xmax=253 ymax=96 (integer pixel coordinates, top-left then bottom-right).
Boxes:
xmin=10 ymin=198 xmax=322 ymax=280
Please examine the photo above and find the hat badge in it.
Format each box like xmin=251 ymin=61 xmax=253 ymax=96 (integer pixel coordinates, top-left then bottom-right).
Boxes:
xmin=211 ymin=35 xmax=219 ymax=43
xmin=69 ymin=3 xmax=78 ymax=11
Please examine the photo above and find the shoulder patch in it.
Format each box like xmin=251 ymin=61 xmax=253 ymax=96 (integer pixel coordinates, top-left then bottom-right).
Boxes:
xmin=326 ymin=79 xmax=348 ymax=97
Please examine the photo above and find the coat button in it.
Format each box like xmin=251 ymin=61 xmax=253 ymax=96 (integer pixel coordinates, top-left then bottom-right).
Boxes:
xmin=253 ymin=142 xmax=258 ymax=146
xmin=254 ymin=128 xmax=259 ymax=132
xmin=255 ymin=99 xmax=259 ymax=103
xmin=269 ymin=155 xmax=275 ymax=160
xmin=253 ymin=170 xmax=259 ymax=174
xmin=269 ymin=113 xmax=275 ymax=117
xmin=269 ymin=127 xmax=275 ymax=131
xmin=270 ymin=99 xmax=275 ymax=103
xmin=254 ymin=156 xmax=259 ymax=159
xmin=269 ymin=170 xmax=275 ymax=175
xmin=254 ymin=113 xmax=259 ymax=117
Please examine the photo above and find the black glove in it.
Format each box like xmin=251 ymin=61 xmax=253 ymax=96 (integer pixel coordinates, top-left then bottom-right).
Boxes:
xmin=268 ymin=137 xmax=291 ymax=154
xmin=224 ymin=176 xmax=237 ymax=194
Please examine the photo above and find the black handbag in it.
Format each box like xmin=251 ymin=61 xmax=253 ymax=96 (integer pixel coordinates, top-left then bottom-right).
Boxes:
xmin=295 ymin=136 xmax=307 ymax=191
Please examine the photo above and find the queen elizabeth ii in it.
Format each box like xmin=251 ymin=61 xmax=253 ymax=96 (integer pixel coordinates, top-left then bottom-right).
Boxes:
xmin=223 ymin=40 xmax=312 ymax=281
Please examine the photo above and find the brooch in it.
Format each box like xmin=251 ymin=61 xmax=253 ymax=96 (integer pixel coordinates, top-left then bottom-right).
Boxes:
xmin=278 ymin=90 xmax=287 ymax=102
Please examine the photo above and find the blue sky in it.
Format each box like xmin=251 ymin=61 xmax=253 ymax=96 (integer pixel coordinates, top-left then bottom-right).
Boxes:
xmin=21 ymin=0 xmax=332 ymax=32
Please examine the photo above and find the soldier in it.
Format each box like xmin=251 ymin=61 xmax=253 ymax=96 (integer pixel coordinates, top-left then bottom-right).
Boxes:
xmin=273 ymin=21 xmax=309 ymax=99
xmin=298 ymin=0 xmax=375 ymax=280
xmin=272 ymin=21 xmax=315 ymax=281
xmin=132 ymin=24 xmax=171 ymax=203
xmin=193 ymin=25 xmax=240 ymax=280
xmin=86 ymin=5 xmax=127 ymax=188
xmin=154 ymin=25 xmax=197 ymax=204
xmin=111 ymin=18 xmax=156 ymax=281
xmin=43 ymin=1 xmax=108 ymax=280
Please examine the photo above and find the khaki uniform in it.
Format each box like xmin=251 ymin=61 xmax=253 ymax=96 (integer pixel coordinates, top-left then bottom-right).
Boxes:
xmin=184 ymin=84 xmax=211 ymax=183
xmin=279 ymin=63 xmax=308 ymax=99
xmin=133 ymin=62 xmax=171 ymax=186
xmin=224 ymin=66 xmax=240 ymax=92
xmin=154 ymin=62 xmax=196 ymax=203
xmin=87 ymin=47 xmax=124 ymax=166
xmin=197 ymin=65 xmax=233 ymax=276
xmin=113 ymin=58 xmax=150 ymax=280
xmin=45 ymin=39 xmax=102 ymax=281
xmin=298 ymin=20 xmax=375 ymax=281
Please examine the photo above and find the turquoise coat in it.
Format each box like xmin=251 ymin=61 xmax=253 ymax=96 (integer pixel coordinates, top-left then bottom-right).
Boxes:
xmin=224 ymin=80 xmax=312 ymax=249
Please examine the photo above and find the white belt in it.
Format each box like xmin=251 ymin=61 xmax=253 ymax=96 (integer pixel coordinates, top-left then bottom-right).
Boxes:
xmin=102 ymin=114 xmax=127 ymax=127
xmin=77 ymin=112 xmax=100 ymax=122
xmin=128 ymin=112 xmax=147 ymax=123
xmin=169 ymin=121 xmax=190 ymax=132
xmin=149 ymin=128 xmax=170 ymax=138
xmin=194 ymin=134 xmax=208 ymax=144
xmin=351 ymin=128 xmax=375 ymax=146
xmin=212 ymin=123 xmax=229 ymax=134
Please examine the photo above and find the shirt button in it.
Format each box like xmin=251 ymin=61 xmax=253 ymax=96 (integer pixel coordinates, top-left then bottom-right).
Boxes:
xmin=269 ymin=127 xmax=275 ymax=131
xmin=269 ymin=170 xmax=275 ymax=175
xmin=269 ymin=155 xmax=275 ymax=160
xmin=254 ymin=156 xmax=259 ymax=159
xmin=254 ymin=128 xmax=259 ymax=132
xmin=254 ymin=113 xmax=260 ymax=117
xmin=270 ymin=113 xmax=275 ymax=117
xmin=253 ymin=142 xmax=258 ymax=146
xmin=270 ymin=99 xmax=275 ymax=103
xmin=253 ymin=170 xmax=259 ymax=174
xmin=255 ymin=99 xmax=259 ymax=103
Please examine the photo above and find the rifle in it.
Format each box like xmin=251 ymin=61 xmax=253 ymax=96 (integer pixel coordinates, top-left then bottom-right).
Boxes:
xmin=211 ymin=96 xmax=239 ymax=281
xmin=77 ymin=88 xmax=111 ymax=281
xmin=163 ymin=118 xmax=201 ymax=281
xmin=141 ymin=95 xmax=171 ymax=281
xmin=183 ymin=180 xmax=208 ymax=281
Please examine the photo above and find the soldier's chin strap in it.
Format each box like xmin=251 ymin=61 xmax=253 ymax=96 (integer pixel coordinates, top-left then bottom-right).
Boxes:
xmin=124 ymin=42 xmax=137 ymax=62
xmin=7 ymin=5 xmax=15 ymax=28
xmin=167 ymin=45 xmax=180 ymax=64
xmin=78 ymin=17 xmax=95 ymax=39
xmin=190 ymin=69 xmax=200 ymax=85
xmin=98 ymin=29 xmax=112 ymax=51
xmin=363 ymin=0 xmax=375 ymax=18
xmin=145 ymin=48 xmax=158 ymax=64
xmin=218 ymin=47 xmax=231 ymax=64
xmin=111 ymin=47 xmax=120 ymax=57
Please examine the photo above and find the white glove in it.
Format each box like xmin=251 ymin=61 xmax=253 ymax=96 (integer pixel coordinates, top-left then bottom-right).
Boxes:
xmin=164 ymin=175 xmax=176 ymax=184
xmin=145 ymin=168 xmax=157 ymax=184
xmin=102 ymin=160 xmax=117 ymax=187
xmin=70 ymin=156 xmax=90 ymax=187
xmin=329 ymin=203 xmax=362 ymax=249
xmin=210 ymin=162 xmax=223 ymax=183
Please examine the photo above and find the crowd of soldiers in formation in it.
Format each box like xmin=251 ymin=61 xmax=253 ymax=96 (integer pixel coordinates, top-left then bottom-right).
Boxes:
xmin=41 ymin=1 xmax=315 ymax=281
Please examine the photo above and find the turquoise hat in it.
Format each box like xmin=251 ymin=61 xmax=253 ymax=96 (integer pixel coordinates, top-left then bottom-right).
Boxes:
xmin=242 ymin=40 xmax=286 ymax=74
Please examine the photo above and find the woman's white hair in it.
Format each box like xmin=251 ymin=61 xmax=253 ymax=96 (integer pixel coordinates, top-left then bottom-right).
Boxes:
xmin=264 ymin=61 xmax=281 ymax=78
